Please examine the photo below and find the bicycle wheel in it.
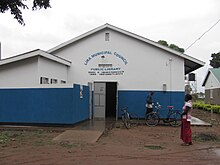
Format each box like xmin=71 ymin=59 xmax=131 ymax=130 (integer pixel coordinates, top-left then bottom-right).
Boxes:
xmin=168 ymin=112 xmax=181 ymax=127
xmin=130 ymin=113 xmax=139 ymax=126
xmin=122 ymin=113 xmax=131 ymax=129
xmin=145 ymin=112 xmax=159 ymax=127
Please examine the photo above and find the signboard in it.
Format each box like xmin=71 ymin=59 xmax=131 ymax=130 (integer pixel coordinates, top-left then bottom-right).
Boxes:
xmin=84 ymin=51 xmax=128 ymax=76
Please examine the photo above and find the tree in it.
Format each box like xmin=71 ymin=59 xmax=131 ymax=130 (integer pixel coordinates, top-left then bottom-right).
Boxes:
xmin=210 ymin=52 xmax=220 ymax=68
xmin=0 ymin=0 xmax=51 ymax=25
xmin=158 ymin=40 xmax=185 ymax=53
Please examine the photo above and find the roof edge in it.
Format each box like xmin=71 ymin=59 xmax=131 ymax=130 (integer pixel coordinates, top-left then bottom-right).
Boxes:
xmin=48 ymin=23 xmax=205 ymax=69
xmin=48 ymin=23 xmax=110 ymax=53
xmin=202 ymin=70 xmax=211 ymax=86
xmin=202 ymin=68 xmax=220 ymax=86
xmin=0 ymin=49 xmax=71 ymax=66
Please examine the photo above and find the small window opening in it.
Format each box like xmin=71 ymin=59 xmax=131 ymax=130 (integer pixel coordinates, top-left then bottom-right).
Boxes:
xmin=210 ymin=89 xmax=213 ymax=99
xmin=105 ymin=33 xmax=110 ymax=41
xmin=51 ymin=79 xmax=58 ymax=84
xmin=40 ymin=77 xmax=49 ymax=84
xmin=61 ymin=80 xmax=66 ymax=84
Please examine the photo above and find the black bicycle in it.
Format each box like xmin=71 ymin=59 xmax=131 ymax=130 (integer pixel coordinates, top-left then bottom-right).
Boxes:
xmin=145 ymin=102 xmax=181 ymax=127
xmin=121 ymin=106 xmax=139 ymax=129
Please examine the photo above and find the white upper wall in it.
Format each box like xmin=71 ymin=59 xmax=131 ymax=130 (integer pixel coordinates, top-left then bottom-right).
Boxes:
xmin=0 ymin=49 xmax=72 ymax=87
xmin=0 ymin=57 xmax=38 ymax=87
xmin=38 ymin=56 xmax=69 ymax=84
xmin=1 ymin=25 xmax=200 ymax=91
xmin=52 ymin=29 xmax=185 ymax=91
xmin=0 ymin=55 xmax=70 ymax=88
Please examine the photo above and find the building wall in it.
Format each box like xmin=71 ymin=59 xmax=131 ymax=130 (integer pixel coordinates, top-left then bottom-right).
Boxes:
xmin=0 ymin=84 xmax=89 ymax=124
xmin=204 ymin=72 xmax=220 ymax=105
xmin=38 ymin=57 xmax=69 ymax=84
xmin=118 ymin=90 xmax=184 ymax=118
xmin=0 ymin=28 xmax=187 ymax=122
xmin=53 ymin=29 xmax=185 ymax=91
xmin=0 ymin=56 xmax=70 ymax=87
xmin=0 ymin=57 xmax=38 ymax=87
xmin=205 ymin=88 xmax=220 ymax=105
xmin=52 ymin=29 xmax=185 ymax=111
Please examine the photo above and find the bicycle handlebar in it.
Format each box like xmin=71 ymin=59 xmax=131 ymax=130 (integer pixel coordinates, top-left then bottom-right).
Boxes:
xmin=154 ymin=102 xmax=174 ymax=109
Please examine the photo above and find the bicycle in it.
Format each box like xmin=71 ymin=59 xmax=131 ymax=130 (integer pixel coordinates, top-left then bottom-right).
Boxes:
xmin=145 ymin=102 xmax=181 ymax=127
xmin=121 ymin=106 xmax=139 ymax=129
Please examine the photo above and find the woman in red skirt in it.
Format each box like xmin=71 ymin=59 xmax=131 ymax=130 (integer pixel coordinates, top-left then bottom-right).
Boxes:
xmin=180 ymin=94 xmax=193 ymax=146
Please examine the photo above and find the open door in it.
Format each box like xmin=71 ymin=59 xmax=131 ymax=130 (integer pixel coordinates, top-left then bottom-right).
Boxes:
xmin=106 ymin=82 xmax=117 ymax=119
xmin=93 ymin=82 xmax=118 ymax=119
xmin=94 ymin=82 xmax=106 ymax=119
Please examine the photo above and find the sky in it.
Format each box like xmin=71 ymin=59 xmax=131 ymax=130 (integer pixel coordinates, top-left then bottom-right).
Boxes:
xmin=0 ymin=0 xmax=220 ymax=92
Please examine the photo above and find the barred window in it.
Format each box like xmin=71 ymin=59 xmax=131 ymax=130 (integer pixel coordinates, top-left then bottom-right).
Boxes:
xmin=51 ymin=79 xmax=58 ymax=84
xmin=40 ymin=77 xmax=49 ymax=84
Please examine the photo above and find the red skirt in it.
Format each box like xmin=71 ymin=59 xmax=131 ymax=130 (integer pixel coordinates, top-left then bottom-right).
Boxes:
xmin=180 ymin=119 xmax=192 ymax=143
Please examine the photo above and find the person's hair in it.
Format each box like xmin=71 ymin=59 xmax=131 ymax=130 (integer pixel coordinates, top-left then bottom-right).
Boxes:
xmin=185 ymin=94 xmax=192 ymax=102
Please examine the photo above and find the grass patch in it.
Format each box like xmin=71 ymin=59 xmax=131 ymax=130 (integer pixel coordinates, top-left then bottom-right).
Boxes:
xmin=144 ymin=145 xmax=164 ymax=150
xmin=193 ymin=133 xmax=220 ymax=142
xmin=59 ymin=141 xmax=78 ymax=149
xmin=0 ymin=131 xmax=24 ymax=144
xmin=0 ymin=130 xmax=56 ymax=147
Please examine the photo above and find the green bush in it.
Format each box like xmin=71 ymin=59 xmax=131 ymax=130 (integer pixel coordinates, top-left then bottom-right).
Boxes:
xmin=203 ymin=104 xmax=211 ymax=111
xmin=193 ymin=102 xmax=220 ymax=114
xmin=212 ymin=105 xmax=220 ymax=113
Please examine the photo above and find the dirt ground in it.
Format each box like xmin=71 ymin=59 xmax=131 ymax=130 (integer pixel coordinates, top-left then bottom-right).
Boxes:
xmin=1 ymin=109 xmax=220 ymax=165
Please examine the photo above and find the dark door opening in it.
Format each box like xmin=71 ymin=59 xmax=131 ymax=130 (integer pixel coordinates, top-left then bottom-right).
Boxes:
xmin=106 ymin=82 xmax=117 ymax=118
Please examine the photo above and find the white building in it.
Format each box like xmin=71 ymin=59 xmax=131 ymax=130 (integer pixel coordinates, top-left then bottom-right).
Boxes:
xmin=202 ymin=68 xmax=220 ymax=105
xmin=0 ymin=50 xmax=71 ymax=87
xmin=0 ymin=24 xmax=205 ymax=124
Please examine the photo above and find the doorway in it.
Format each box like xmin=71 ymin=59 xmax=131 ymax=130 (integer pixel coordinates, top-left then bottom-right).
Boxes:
xmin=93 ymin=82 xmax=117 ymax=119
xmin=106 ymin=82 xmax=117 ymax=118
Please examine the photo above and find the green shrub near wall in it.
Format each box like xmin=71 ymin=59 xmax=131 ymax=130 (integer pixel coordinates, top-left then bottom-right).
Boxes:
xmin=193 ymin=102 xmax=220 ymax=114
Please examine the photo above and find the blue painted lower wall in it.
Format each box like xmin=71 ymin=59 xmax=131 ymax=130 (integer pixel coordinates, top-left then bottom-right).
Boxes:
xmin=0 ymin=84 xmax=89 ymax=125
xmin=0 ymin=86 xmax=184 ymax=124
xmin=118 ymin=90 xmax=185 ymax=118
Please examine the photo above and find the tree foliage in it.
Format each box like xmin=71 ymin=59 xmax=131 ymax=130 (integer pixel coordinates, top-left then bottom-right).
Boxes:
xmin=210 ymin=52 xmax=220 ymax=68
xmin=158 ymin=40 xmax=185 ymax=53
xmin=169 ymin=44 xmax=185 ymax=53
xmin=158 ymin=40 xmax=168 ymax=47
xmin=0 ymin=0 xmax=51 ymax=25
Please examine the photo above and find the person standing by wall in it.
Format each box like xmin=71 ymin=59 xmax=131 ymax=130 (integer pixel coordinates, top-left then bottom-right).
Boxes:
xmin=146 ymin=91 xmax=154 ymax=114
xmin=180 ymin=94 xmax=193 ymax=146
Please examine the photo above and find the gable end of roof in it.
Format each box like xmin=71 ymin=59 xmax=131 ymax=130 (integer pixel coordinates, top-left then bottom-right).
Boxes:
xmin=0 ymin=49 xmax=71 ymax=67
xmin=202 ymin=68 xmax=220 ymax=86
xmin=47 ymin=23 xmax=205 ymax=74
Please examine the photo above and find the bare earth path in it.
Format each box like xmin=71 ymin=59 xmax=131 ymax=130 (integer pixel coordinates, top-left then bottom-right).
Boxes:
xmin=1 ymin=109 xmax=220 ymax=165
